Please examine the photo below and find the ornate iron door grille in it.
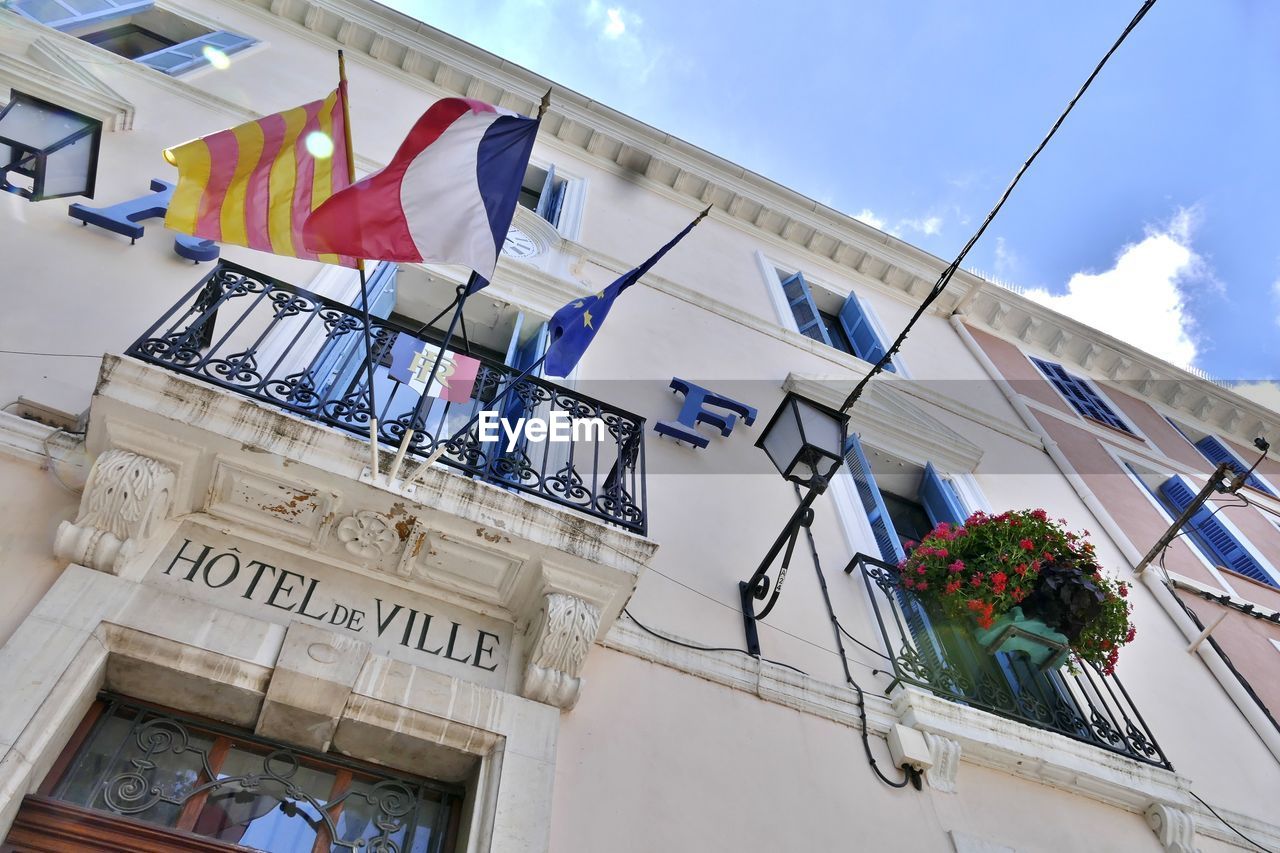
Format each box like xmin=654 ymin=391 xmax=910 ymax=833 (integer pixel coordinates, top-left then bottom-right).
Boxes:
xmin=39 ymin=695 xmax=463 ymax=853
xmin=850 ymin=553 xmax=1172 ymax=769
xmin=126 ymin=261 xmax=648 ymax=534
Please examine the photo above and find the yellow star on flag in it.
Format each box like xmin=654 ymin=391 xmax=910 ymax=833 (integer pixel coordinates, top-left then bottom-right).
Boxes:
xmin=583 ymin=309 xmax=594 ymax=328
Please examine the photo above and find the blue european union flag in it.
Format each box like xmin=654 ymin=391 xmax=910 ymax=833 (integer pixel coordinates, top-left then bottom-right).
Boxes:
xmin=544 ymin=206 xmax=710 ymax=377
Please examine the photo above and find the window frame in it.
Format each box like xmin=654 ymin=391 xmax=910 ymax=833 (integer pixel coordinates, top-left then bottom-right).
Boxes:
xmin=518 ymin=159 xmax=585 ymax=240
xmin=755 ymin=251 xmax=909 ymax=376
xmin=1024 ymin=353 xmax=1145 ymax=440
xmin=1114 ymin=445 xmax=1280 ymax=589
xmin=1163 ymin=415 xmax=1279 ymax=498
xmin=24 ymin=694 xmax=465 ymax=853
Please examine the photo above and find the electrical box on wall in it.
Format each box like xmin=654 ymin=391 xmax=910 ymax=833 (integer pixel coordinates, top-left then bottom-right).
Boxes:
xmin=888 ymin=724 xmax=934 ymax=772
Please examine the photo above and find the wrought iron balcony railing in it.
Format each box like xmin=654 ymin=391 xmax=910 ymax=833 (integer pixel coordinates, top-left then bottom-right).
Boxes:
xmin=848 ymin=553 xmax=1171 ymax=769
xmin=126 ymin=261 xmax=647 ymax=534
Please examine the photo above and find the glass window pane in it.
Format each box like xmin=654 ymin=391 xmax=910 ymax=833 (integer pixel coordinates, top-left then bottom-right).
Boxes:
xmin=335 ymin=779 xmax=416 ymax=850
xmin=194 ymin=746 xmax=334 ymax=853
xmin=80 ymin=713 xmax=215 ymax=827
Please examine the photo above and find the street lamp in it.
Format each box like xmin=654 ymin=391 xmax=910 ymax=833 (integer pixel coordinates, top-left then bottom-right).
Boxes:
xmin=740 ymin=391 xmax=849 ymax=656
xmin=0 ymin=91 xmax=103 ymax=201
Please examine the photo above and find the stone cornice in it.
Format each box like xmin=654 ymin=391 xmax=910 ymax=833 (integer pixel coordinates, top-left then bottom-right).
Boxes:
xmin=958 ymin=289 xmax=1280 ymax=450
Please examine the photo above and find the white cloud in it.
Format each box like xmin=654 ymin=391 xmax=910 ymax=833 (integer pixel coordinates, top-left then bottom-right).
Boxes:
xmin=993 ymin=236 xmax=1019 ymax=279
xmin=1022 ymin=206 xmax=1209 ymax=370
xmin=854 ymin=208 xmax=886 ymax=231
xmin=899 ymin=215 xmax=942 ymax=236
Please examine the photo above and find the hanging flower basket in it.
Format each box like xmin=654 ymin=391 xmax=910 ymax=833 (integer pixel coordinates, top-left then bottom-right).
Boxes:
xmin=897 ymin=509 xmax=1135 ymax=673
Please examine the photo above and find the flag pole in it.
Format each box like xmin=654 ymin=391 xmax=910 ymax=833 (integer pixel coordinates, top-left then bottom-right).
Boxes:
xmin=387 ymin=274 xmax=478 ymax=483
xmin=337 ymin=49 xmax=382 ymax=479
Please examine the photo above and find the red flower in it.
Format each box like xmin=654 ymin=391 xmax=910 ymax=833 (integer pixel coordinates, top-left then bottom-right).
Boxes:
xmin=903 ymin=578 xmax=915 ymax=589
xmin=1019 ymin=538 xmax=1034 ymax=551
xmin=916 ymin=565 xmax=926 ymax=575
xmin=1013 ymin=563 xmax=1028 ymax=577
xmin=948 ymin=560 xmax=965 ymax=573
xmin=966 ymin=599 xmax=983 ymax=611
xmin=1118 ymin=583 xmax=1128 ymax=598
xmin=916 ymin=581 xmax=929 ymax=591
xmin=945 ymin=580 xmax=962 ymax=594
xmin=992 ymin=572 xmax=1008 ymax=594
xmin=970 ymin=573 xmax=984 ymax=587
xmin=935 ymin=548 xmax=949 ymax=559
xmin=1032 ymin=509 xmax=1048 ymax=521
xmin=1125 ymin=626 xmax=1136 ymax=643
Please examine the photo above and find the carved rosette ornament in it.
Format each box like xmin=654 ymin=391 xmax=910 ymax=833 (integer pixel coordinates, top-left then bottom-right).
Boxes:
xmin=54 ymin=449 xmax=175 ymax=574
xmin=1146 ymin=802 xmax=1198 ymax=853
xmin=335 ymin=511 xmax=399 ymax=560
xmin=522 ymin=593 xmax=601 ymax=710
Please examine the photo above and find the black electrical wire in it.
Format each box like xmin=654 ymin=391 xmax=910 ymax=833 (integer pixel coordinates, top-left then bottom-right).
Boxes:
xmin=839 ymin=0 xmax=1159 ymax=412
xmin=1189 ymin=790 xmax=1276 ymax=853
xmin=838 ymin=621 xmax=893 ymax=662
xmin=797 ymin=486 xmax=917 ymax=790
xmin=622 ymin=607 xmax=807 ymax=676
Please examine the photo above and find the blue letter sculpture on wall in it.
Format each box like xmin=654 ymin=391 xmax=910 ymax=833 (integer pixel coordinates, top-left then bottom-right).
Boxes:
xmin=68 ymin=179 xmax=219 ymax=262
xmin=655 ymin=378 xmax=758 ymax=449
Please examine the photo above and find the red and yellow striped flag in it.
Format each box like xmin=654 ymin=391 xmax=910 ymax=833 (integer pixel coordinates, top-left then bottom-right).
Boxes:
xmin=163 ymin=84 xmax=357 ymax=266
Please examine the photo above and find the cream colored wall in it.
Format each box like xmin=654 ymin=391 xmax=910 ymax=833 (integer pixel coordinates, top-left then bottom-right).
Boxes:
xmin=553 ymin=647 xmax=1167 ymax=853
xmin=2 ymin=1 xmax=1279 ymax=850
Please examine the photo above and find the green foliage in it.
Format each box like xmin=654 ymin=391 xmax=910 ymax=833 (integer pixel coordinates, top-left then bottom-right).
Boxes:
xmin=897 ymin=509 xmax=1134 ymax=673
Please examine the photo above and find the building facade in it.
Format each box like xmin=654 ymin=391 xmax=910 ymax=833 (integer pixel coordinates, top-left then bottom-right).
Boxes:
xmin=0 ymin=0 xmax=1278 ymax=850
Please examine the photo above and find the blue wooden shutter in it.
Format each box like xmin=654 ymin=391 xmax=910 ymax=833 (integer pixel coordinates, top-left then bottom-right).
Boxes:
xmin=136 ymin=31 xmax=254 ymax=75
xmin=1160 ymin=476 xmax=1274 ymax=586
xmin=844 ymin=434 xmax=948 ymax=671
xmin=837 ymin=293 xmax=895 ymax=373
xmin=535 ymin=165 xmax=564 ymax=226
xmin=9 ymin=0 xmax=150 ymax=30
xmin=779 ymin=272 xmax=832 ymax=345
xmin=1030 ymin=357 xmax=1131 ymax=434
xmin=919 ymin=463 xmax=967 ymax=527
xmin=1194 ymin=436 xmax=1274 ymax=496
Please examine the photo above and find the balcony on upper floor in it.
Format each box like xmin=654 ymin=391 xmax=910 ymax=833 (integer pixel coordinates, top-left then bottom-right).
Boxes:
xmin=848 ymin=553 xmax=1172 ymax=770
xmin=124 ymin=260 xmax=647 ymax=535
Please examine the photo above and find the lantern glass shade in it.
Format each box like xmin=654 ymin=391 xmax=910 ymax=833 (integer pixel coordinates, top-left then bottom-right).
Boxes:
xmin=755 ymin=392 xmax=849 ymax=492
xmin=0 ymin=91 xmax=102 ymax=201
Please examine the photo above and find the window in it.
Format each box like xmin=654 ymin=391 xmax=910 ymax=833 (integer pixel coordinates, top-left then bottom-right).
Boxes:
xmin=8 ymin=695 xmax=463 ymax=853
xmin=843 ymin=435 xmax=1075 ymax=718
xmin=777 ymin=270 xmax=897 ymax=372
xmin=1030 ymin=357 xmax=1133 ymax=434
xmin=9 ymin=0 xmax=255 ymax=75
xmin=1156 ymin=473 xmax=1276 ymax=587
xmin=517 ymin=163 xmax=566 ymax=228
xmin=1165 ymin=417 xmax=1275 ymax=497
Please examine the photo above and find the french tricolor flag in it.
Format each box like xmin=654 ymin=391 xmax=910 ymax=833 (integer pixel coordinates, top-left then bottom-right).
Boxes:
xmin=302 ymin=97 xmax=539 ymax=280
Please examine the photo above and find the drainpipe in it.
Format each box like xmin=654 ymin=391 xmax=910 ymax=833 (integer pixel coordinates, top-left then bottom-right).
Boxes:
xmin=949 ymin=312 xmax=1280 ymax=763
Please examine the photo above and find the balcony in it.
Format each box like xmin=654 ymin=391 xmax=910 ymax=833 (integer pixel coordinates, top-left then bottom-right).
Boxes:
xmin=125 ymin=260 xmax=647 ymax=535
xmin=848 ymin=553 xmax=1171 ymax=769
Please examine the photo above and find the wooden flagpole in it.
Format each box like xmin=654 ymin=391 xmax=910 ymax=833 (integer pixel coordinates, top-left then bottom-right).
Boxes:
xmin=337 ymin=49 xmax=382 ymax=479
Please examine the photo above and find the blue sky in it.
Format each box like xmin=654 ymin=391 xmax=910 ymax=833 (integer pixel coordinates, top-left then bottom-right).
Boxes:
xmin=389 ymin=0 xmax=1280 ymax=392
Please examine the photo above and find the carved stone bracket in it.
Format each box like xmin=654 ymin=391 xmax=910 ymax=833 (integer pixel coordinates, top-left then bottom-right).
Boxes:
xmin=923 ymin=731 xmax=961 ymax=793
xmin=1146 ymin=802 xmax=1198 ymax=853
xmin=522 ymin=592 xmax=601 ymax=710
xmin=54 ymin=449 xmax=174 ymax=574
